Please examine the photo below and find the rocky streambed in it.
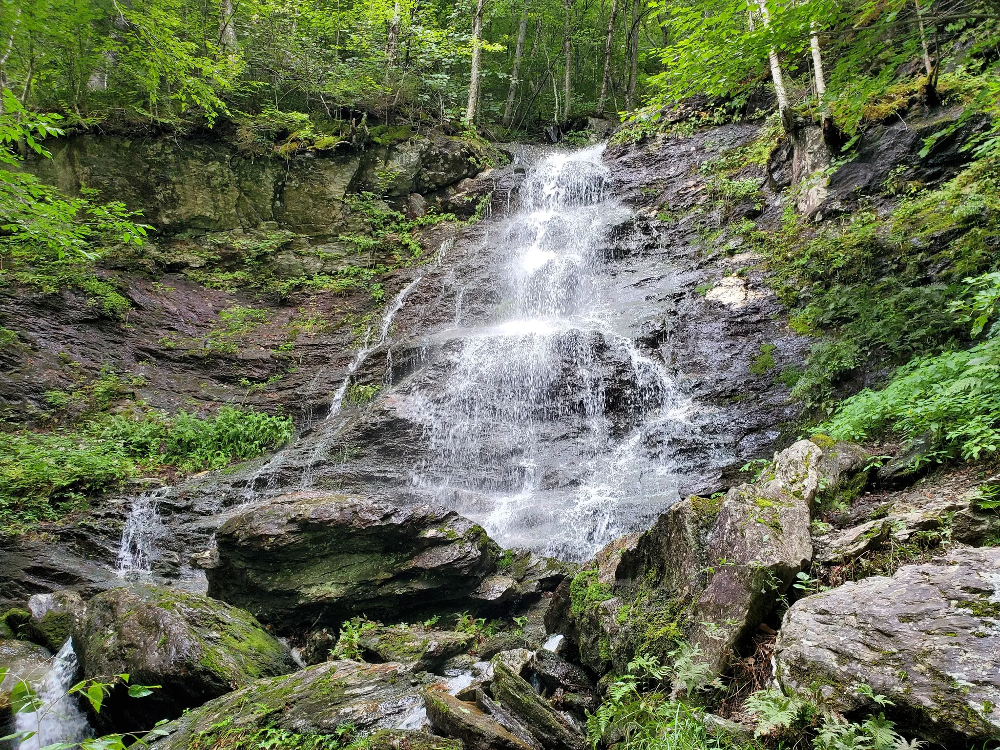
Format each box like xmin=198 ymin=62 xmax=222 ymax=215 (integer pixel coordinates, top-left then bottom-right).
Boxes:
xmin=3 ymin=115 xmax=1000 ymax=749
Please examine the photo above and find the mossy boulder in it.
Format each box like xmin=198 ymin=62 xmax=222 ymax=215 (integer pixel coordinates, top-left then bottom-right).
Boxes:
xmin=354 ymin=624 xmax=475 ymax=671
xmin=487 ymin=661 xmax=585 ymax=750
xmin=425 ymin=687 xmax=534 ymax=750
xmin=206 ymin=492 xmax=502 ymax=630
xmin=775 ymin=547 xmax=1000 ymax=746
xmin=24 ymin=591 xmax=86 ymax=651
xmin=151 ymin=661 xmax=433 ymax=750
xmin=74 ymin=585 xmax=294 ymax=733
xmin=556 ymin=439 xmax=867 ymax=677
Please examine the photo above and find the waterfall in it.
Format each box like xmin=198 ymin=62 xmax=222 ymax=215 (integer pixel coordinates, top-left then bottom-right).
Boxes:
xmin=14 ymin=639 xmax=91 ymax=750
xmin=300 ymin=276 xmax=423 ymax=487
xmin=406 ymin=145 xmax=694 ymax=560
xmin=116 ymin=489 xmax=168 ymax=578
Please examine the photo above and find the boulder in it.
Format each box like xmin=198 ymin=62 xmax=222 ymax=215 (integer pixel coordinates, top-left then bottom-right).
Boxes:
xmin=368 ymin=730 xmax=463 ymax=750
xmin=558 ymin=439 xmax=866 ymax=676
xmin=775 ymin=547 xmax=1000 ymax=745
xmin=206 ymin=492 xmax=501 ymax=630
xmin=487 ymin=661 xmax=585 ymax=750
xmin=75 ymin=585 xmax=294 ymax=733
xmin=425 ymin=688 xmax=533 ymax=750
xmin=812 ymin=519 xmax=892 ymax=565
xmin=152 ymin=661 xmax=433 ymax=750
xmin=24 ymin=591 xmax=86 ymax=651
xmin=355 ymin=624 xmax=475 ymax=671
xmin=529 ymin=649 xmax=596 ymax=714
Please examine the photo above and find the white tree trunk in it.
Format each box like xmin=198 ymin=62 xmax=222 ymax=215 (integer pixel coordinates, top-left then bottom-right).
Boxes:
xmin=465 ymin=0 xmax=487 ymax=123
xmin=596 ymin=0 xmax=619 ymax=115
xmin=809 ymin=22 xmax=825 ymax=97
xmin=219 ymin=0 xmax=237 ymax=50
xmin=754 ymin=0 xmax=791 ymax=128
xmin=387 ymin=0 xmax=401 ymax=65
xmin=502 ymin=0 xmax=528 ymax=127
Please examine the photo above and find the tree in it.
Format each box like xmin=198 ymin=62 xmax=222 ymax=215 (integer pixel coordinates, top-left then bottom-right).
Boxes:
xmin=466 ymin=0 xmax=488 ymax=122
xmin=502 ymin=0 xmax=529 ymax=127
xmin=596 ymin=0 xmax=618 ymax=114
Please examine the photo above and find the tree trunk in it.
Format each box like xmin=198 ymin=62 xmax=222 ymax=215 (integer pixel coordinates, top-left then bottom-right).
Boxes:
xmin=915 ymin=0 xmax=933 ymax=76
xmin=809 ymin=22 xmax=825 ymax=97
xmin=465 ymin=0 xmax=487 ymax=123
xmin=562 ymin=0 xmax=572 ymax=120
xmin=625 ymin=0 xmax=639 ymax=109
xmin=753 ymin=0 xmax=791 ymax=130
xmin=219 ymin=0 xmax=237 ymax=50
xmin=387 ymin=0 xmax=401 ymax=65
xmin=503 ymin=0 xmax=529 ymax=127
xmin=596 ymin=0 xmax=618 ymax=114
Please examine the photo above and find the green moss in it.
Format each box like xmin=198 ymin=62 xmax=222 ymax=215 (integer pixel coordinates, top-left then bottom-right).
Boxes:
xmin=809 ymin=433 xmax=836 ymax=449
xmin=959 ymin=598 xmax=1000 ymax=620
xmin=570 ymin=569 xmax=613 ymax=618
xmin=749 ymin=344 xmax=777 ymax=376
xmin=689 ymin=494 xmax=722 ymax=525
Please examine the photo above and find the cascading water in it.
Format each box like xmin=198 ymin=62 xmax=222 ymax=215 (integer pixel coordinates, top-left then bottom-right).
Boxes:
xmin=300 ymin=276 xmax=423 ymax=488
xmin=405 ymin=145 xmax=696 ymax=559
xmin=116 ymin=488 xmax=168 ymax=578
xmin=14 ymin=639 xmax=91 ymax=750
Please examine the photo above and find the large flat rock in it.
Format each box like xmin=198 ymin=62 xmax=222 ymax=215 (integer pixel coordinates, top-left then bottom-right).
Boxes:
xmin=775 ymin=547 xmax=1000 ymax=745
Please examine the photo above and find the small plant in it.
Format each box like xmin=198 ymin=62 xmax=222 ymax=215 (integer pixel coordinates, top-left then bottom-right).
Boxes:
xmin=332 ymin=618 xmax=376 ymax=661
xmin=744 ymin=687 xmax=816 ymax=738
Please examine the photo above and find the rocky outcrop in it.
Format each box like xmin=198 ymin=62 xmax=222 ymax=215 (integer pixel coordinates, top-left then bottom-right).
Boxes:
xmin=1 ymin=638 xmax=52 ymax=742
xmin=552 ymin=438 xmax=867 ymax=676
xmin=25 ymin=133 xmax=484 ymax=236
xmin=23 ymin=591 xmax=87 ymax=652
xmin=152 ymin=660 xmax=432 ymax=750
xmin=206 ymin=492 xmax=501 ymax=630
xmin=488 ymin=662 xmax=585 ymax=750
xmin=775 ymin=547 xmax=1000 ymax=745
xmin=75 ymin=585 xmax=293 ymax=732
xmin=425 ymin=688 xmax=534 ymax=750
xmin=353 ymin=624 xmax=475 ymax=671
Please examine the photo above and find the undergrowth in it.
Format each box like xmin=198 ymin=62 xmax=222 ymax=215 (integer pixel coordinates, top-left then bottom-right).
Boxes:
xmin=0 ymin=405 xmax=292 ymax=534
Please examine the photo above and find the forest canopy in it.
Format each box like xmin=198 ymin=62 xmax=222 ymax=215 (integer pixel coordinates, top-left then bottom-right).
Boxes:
xmin=0 ymin=0 xmax=995 ymax=139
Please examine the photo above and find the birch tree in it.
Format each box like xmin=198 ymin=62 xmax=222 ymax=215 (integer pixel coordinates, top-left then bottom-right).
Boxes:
xmin=465 ymin=0 xmax=487 ymax=122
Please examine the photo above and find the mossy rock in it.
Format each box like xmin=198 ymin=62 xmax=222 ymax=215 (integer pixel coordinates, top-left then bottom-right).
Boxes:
xmin=355 ymin=624 xmax=474 ymax=671
xmin=488 ymin=661 xmax=585 ymax=750
xmin=151 ymin=661 xmax=429 ymax=750
xmin=76 ymin=585 xmax=295 ymax=734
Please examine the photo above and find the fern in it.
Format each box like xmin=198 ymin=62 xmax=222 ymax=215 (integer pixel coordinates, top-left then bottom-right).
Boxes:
xmin=744 ymin=688 xmax=815 ymax=738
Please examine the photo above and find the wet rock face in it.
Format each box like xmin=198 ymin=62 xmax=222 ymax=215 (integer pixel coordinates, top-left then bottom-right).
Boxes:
xmin=775 ymin=547 xmax=1000 ymax=746
xmin=206 ymin=492 xmax=502 ymax=630
xmin=151 ymin=660 xmax=433 ymax=750
xmin=487 ymin=661 xmax=585 ymax=750
xmin=555 ymin=439 xmax=867 ymax=676
xmin=75 ymin=585 xmax=294 ymax=733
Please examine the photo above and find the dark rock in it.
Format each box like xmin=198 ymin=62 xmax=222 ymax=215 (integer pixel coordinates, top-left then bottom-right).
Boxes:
xmin=355 ymin=624 xmax=475 ymax=671
xmin=478 ymin=632 xmax=533 ymax=660
xmin=488 ymin=661 xmax=585 ymax=750
xmin=75 ymin=585 xmax=294 ymax=733
xmin=425 ymin=687 xmax=534 ymax=750
xmin=775 ymin=547 xmax=1000 ymax=746
xmin=302 ymin=628 xmax=338 ymax=666
xmin=530 ymin=650 xmax=594 ymax=698
xmin=152 ymin=661 xmax=431 ymax=750
xmin=206 ymin=492 xmax=501 ymax=631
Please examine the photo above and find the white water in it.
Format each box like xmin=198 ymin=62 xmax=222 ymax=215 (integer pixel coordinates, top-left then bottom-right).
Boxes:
xmin=406 ymin=145 xmax=694 ymax=559
xmin=15 ymin=639 xmax=91 ymax=750
xmin=116 ymin=488 xmax=168 ymax=578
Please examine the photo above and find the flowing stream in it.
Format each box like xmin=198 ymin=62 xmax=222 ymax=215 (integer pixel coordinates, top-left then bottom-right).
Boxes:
xmin=14 ymin=639 xmax=91 ymax=750
xmin=401 ymin=145 xmax=696 ymax=559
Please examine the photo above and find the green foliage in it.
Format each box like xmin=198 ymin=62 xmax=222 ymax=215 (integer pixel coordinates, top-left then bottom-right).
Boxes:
xmin=333 ymin=618 xmax=378 ymax=660
xmin=822 ymin=336 xmax=1000 ymax=462
xmin=570 ymin=569 xmax=613 ymax=618
xmin=0 ymin=406 xmax=293 ymax=533
xmin=0 ymin=667 xmax=163 ymax=750
xmin=744 ymin=688 xmax=816 ymax=738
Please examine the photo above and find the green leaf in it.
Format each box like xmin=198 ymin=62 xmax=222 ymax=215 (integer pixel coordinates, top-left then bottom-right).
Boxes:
xmin=128 ymin=684 xmax=157 ymax=698
xmin=11 ymin=680 xmax=41 ymax=713
xmin=87 ymin=682 xmax=105 ymax=713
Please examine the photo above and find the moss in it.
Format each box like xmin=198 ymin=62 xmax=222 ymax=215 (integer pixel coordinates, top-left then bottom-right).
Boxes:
xmin=749 ymin=344 xmax=777 ymax=375
xmin=958 ymin=598 xmax=1000 ymax=620
xmin=0 ymin=608 xmax=31 ymax=639
xmin=27 ymin=610 xmax=75 ymax=651
xmin=689 ymin=494 xmax=722 ymax=525
xmin=570 ymin=569 xmax=613 ymax=619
